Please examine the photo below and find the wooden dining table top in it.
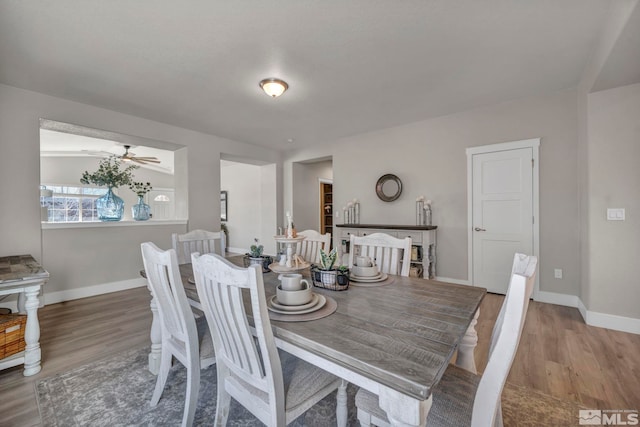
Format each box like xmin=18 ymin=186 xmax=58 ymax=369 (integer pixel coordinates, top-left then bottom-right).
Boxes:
xmin=175 ymin=259 xmax=486 ymax=401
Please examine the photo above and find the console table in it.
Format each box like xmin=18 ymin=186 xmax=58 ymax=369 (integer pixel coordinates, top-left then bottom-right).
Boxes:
xmin=0 ymin=255 xmax=49 ymax=376
xmin=336 ymin=224 xmax=437 ymax=278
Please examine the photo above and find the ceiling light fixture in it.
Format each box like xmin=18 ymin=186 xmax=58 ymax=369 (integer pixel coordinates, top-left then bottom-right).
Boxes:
xmin=259 ymin=78 xmax=288 ymax=98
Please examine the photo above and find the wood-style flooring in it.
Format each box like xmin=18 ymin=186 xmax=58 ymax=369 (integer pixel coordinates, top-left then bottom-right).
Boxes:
xmin=0 ymin=287 xmax=638 ymax=426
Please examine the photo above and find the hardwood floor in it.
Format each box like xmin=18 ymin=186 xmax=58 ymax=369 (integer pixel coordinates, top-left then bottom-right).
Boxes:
xmin=1 ymin=288 xmax=638 ymax=426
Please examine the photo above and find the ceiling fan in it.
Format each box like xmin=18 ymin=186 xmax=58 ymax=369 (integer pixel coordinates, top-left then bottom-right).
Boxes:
xmin=119 ymin=145 xmax=160 ymax=165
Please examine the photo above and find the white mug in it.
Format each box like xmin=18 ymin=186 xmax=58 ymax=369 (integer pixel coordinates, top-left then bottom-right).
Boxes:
xmin=278 ymin=273 xmax=309 ymax=291
xmin=356 ymin=256 xmax=372 ymax=267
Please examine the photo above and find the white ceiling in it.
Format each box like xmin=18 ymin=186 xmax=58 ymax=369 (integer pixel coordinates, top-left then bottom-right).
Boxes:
xmin=0 ymin=1 xmax=630 ymax=150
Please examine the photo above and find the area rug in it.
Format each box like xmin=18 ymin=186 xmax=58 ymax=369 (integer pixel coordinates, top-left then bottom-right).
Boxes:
xmin=36 ymin=347 xmax=584 ymax=426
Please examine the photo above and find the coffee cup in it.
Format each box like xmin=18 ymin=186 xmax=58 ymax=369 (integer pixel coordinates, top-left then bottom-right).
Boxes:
xmin=278 ymin=273 xmax=308 ymax=291
xmin=356 ymin=256 xmax=372 ymax=267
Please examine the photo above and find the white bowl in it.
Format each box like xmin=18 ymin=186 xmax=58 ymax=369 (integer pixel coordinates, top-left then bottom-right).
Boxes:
xmin=276 ymin=282 xmax=313 ymax=306
xmin=351 ymin=265 xmax=379 ymax=277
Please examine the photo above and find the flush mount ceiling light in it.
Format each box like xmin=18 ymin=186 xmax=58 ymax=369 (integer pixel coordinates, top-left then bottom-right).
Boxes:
xmin=259 ymin=78 xmax=288 ymax=98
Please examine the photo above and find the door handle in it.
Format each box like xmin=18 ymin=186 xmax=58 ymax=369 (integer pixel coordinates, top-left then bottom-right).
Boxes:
xmin=474 ymin=227 xmax=486 ymax=232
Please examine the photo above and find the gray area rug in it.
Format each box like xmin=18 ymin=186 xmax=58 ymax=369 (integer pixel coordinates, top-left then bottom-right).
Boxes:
xmin=36 ymin=347 xmax=358 ymax=426
xmin=36 ymin=347 xmax=585 ymax=426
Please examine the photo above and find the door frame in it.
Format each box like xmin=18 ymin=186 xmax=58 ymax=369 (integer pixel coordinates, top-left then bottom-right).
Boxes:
xmin=466 ymin=138 xmax=540 ymax=298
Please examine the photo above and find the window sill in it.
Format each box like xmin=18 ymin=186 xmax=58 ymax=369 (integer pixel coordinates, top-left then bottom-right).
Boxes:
xmin=41 ymin=219 xmax=188 ymax=230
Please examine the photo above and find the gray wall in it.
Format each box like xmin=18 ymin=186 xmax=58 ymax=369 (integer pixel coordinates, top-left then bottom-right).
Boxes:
xmin=292 ymin=160 xmax=333 ymax=232
xmin=0 ymin=83 xmax=280 ymax=299
xmin=220 ymin=161 xmax=262 ymax=253
xmin=286 ymin=89 xmax=580 ymax=296
xmin=587 ymin=83 xmax=640 ymax=319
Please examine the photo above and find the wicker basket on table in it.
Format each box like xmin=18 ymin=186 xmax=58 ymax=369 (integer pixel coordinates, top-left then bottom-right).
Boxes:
xmin=310 ymin=265 xmax=350 ymax=291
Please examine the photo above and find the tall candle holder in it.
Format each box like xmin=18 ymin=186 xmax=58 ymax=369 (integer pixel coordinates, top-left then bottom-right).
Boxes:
xmin=353 ymin=199 xmax=360 ymax=224
xmin=425 ymin=201 xmax=432 ymax=226
xmin=416 ymin=200 xmax=424 ymax=225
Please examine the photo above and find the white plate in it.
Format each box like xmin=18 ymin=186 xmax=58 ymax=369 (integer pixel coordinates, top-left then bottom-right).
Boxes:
xmin=267 ymin=295 xmax=326 ymax=315
xmin=350 ymin=272 xmax=383 ymax=280
xmin=350 ymin=272 xmax=388 ymax=283
xmin=269 ymin=293 xmax=319 ymax=311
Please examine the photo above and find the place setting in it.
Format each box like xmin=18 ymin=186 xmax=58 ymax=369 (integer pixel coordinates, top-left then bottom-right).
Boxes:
xmin=349 ymin=256 xmax=395 ymax=287
xmin=267 ymin=273 xmax=337 ymax=322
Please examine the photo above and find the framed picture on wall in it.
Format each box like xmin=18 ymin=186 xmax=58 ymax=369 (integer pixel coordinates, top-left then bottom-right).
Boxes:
xmin=221 ymin=191 xmax=228 ymax=221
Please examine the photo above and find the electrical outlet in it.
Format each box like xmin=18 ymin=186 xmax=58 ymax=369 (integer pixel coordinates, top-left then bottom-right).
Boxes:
xmin=554 ymin=269 xmax=563 ymax=279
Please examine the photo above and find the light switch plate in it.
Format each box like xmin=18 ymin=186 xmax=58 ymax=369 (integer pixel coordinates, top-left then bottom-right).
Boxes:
xmin=607 ymin=208 xmax=625 ymax=221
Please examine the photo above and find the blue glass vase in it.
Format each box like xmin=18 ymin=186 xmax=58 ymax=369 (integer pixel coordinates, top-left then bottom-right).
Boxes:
xmin=96 ymin=187 xmax=124 ymax=221
xmin=132 ymin=195 xmax=151 ymax=221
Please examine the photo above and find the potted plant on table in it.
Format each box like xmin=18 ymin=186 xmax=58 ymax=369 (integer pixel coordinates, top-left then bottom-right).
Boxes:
xmin=311 ymin=248 xmax=350 ymax=290
xmin=80 ymin=156 xmax=138 ymax=221
xmin=243 ymin=238 xmax=272 ymax=273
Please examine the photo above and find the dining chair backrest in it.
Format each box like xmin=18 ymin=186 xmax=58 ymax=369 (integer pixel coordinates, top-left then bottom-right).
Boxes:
xmin=295 ymin=229 xmax=331 ymax=264
xmin=349 ymin=232 xmax=412 ymax=277
xmin=141 ymin=242 xmax=202 ymax=426
xmin=172 ymin=229 xmax=226 ymax=264
xmin=472 ymin=253 xmax=537 ymax=427
xmin=191 ymin=252 xmax=285 ymax=425
xmin=142 ymin=242 xmax=196 ymax=348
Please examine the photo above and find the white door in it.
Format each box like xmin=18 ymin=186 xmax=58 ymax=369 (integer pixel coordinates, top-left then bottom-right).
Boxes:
xmin=471 ymin=147 xmax=534 ymax=294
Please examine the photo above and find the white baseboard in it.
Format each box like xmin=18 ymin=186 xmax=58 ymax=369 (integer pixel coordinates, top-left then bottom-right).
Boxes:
xmin=534 ymin=290 xmax=580 ymax=308
xmin=43 ymin=278 xmax=147 ymax=306
xmin=577 ymin=299 xmax=640 ymax=335
xmin=529 ymin=291 xmax=640 ymax=335
xmin=435 ymin=276 xmax=470 ymax=286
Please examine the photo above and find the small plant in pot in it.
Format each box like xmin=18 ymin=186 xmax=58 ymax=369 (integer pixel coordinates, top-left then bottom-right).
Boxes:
xmin=243 ymin=238 xmax=272 ymax=273
xmin=311 ymin=248 xmax=350 ymax=290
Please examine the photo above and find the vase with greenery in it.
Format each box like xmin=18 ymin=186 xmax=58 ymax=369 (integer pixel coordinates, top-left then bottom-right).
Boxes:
xmin=129 ymin=181 xmax=152 ymax=221
xmin=80 ymin=156 xmax=138 ymax=221
xmin=80 ymin=156 xmax=137 ymax=221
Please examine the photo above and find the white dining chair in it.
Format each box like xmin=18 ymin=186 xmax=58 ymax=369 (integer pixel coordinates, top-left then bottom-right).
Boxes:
xmin=172 ymin=229 xmax=226 ymax=264
xmin=295 ymin=229 xmax=331 ymax=264
xmin=191 ymin=252 xmax=343 ymax=426
xmin=355 ymin=253 xmax=538 ymax=427
xmin=140 ymin=242 xmax=215 ymax=427
xmin=349 ymin=232 xmax=412 ymax=276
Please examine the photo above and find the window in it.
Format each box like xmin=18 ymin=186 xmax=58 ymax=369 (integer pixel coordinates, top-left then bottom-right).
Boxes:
xmin=41 ymin=185 xmax=107 ymax=222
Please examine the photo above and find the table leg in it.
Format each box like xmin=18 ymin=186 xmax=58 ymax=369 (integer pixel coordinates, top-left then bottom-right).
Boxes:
xmin=22 ymin=286 xmax=41 ymax=376
xmin=148 ymin=293 xmax=161 ymax=375
xmin=456 ymin=308 xmax=479 ymax=374
xmin=336 ymin=379 xmax=348 ymax=427
xmin=379 ymin=386 xmax=431 ymax=427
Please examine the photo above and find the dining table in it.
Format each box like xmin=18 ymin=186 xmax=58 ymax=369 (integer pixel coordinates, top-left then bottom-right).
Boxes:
xmin=143 ymin=259 xmax=485 ymax=427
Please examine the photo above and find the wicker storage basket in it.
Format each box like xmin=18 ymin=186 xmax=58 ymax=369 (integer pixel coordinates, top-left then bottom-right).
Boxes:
xmin=310 ymin=266 xmax=350 ymax=291
xmin=0 ymin=314 xmax=27 ymax=359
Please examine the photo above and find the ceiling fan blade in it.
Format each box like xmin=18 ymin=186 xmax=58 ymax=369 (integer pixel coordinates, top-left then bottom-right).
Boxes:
xmin=132 ymin=156 xmax=160 ymax=161
xmin=131 ymin=158 xmax=161 ymax=164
